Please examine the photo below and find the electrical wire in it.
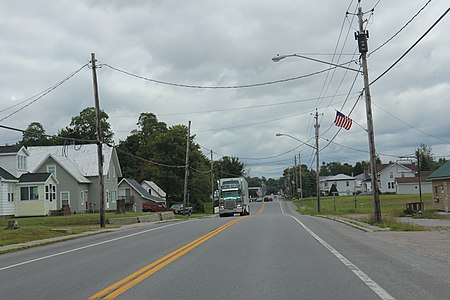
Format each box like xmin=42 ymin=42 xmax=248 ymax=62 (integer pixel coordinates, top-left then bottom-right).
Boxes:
xmin=0 ymin=63 xmax=89 ymax=122
xmin=114 ymin=146 xmax=185 ymax=169
xmin=368 ymin=0 xmax=433 ymax=58
xmin=370 ymin=5 xmax=450 ymax=86
xmin=372 ymin=101 xmax=450 ymax=144
xmin=101 ymin=63 xmax=346 ymax=89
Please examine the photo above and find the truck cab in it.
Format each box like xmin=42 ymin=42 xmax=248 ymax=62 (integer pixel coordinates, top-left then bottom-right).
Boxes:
xmin=218 ymin=177 xmax=249 ymax=217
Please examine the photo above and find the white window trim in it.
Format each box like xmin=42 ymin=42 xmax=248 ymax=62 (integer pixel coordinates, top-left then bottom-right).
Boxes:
xmin=46 ymin=165 xmax=57 ymax=176
xmin=60 ymin=191 xmax=70 ymax=206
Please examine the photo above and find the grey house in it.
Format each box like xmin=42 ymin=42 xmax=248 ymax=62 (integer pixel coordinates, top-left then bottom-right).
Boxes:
xmin=118 ymin=178 xmax=165 ymax=213
xmin=27 ymin=144 xmax=122 ymax=213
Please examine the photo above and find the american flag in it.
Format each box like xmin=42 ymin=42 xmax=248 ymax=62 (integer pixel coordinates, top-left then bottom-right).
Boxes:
xmin=334 ymin=111 xmax=352 ymax=130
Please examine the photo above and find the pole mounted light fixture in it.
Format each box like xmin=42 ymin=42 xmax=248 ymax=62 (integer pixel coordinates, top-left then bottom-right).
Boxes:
xmin=272 ymin=53 xmax=362 ymax=73
xmin=276 ymin=132 xmax=321 ymax=212
xmin=272 ymin=9 xmax=382 ymax=221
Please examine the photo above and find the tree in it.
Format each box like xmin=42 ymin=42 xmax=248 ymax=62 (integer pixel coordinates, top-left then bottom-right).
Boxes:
xmin=117 ymin=114 xmax=211 ymax=210
xmin=214 ymin=156 xmax=245 ymax=179
xmin=21 ymin=122 xmax=49 ymax=146
xmin=416 ymin=143 xmax=435 ymax=171
xmin=58 ymin=107 xmax=113 ymax=143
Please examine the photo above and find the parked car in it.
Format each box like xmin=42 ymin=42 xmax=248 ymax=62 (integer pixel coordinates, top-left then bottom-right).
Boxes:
xmin=170 ymin=203 xmax=192 ymax=215
xmin=142 ymin=202 xmax=171 ymax=212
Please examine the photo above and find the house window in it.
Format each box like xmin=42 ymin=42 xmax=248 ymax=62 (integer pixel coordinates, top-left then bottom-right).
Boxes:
xmin=21 ymin=186 xmax=39 ymax=200
xmin=389 ymin=172 xmax=393 ymax=179
xmin=111 ymin=190 xmax=117 ymax=203
xmin=45 ymin=184 xmax=54 ymax=201
xmin=346 ymin=181 xmax=349 ymax=187
xmin=388 ymin=182 xmax=395 ymax=189
xmin=7 ymin=184 xmax=14 ymax=202
xmin=80 ymin=191 xmax=85 ymax=206
xmin=46 ymin=165 xmax=56 ymax=176
xmin=61 ymin=192 xmax=70 ymax=206
xmin=17 ymin=155 xmax=27 ymax=171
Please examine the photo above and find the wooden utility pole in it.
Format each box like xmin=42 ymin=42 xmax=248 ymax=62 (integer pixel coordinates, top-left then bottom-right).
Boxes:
xmin=91 ymin=53 xmax=105 ymax=228
xmin=314 ymin=109 xmax=321 ymax=213
xmin=357 ymin=7 xmax=382 ymax=223
xmin=294 ymin=155 xmax=298 ymax=199
xmin=211 ymin=150 xmax=214 ymax=214
xmin=183 ymin=121 xmax=191 ymax=215
xmin=299 ymin=152 xmax=303 ymax=202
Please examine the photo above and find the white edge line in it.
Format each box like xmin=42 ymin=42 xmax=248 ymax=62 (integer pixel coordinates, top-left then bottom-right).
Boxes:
xmin=279 ymin=202 xmax=395 ymax=300
xmin=0 ymin=221 xmax=186 ymax=271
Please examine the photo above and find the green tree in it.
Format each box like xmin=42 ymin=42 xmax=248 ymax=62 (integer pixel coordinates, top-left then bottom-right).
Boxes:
xmin=21 ymin=122 xmax=49 ymax=146
xmin=117 ymin=114 xmax=211 ymax=210
xmin=214 ymin=156 xmax=245 ymax=179
xmin=58 ymin=107 xmax=113 ymax=143
xmin=416 ymin=143 xmax=435 ymax=171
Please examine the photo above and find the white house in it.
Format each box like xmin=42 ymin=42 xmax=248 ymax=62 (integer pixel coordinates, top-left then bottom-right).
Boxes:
xmin=377 ymin=163 xmax=416 ymax=194
xmin=320 ymin=174 xmax=356 ymax=196
xmin=0 ymin=145 xmax=29 ymax=216
xmin=395 ymin=172 xmax=432 ymax=195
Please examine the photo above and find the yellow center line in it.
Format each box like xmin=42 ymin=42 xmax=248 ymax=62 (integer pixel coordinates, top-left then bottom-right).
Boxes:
xmin=256 ymin=201 xmax=266 ymax=215
xmin=88 ymin=217 xmax=245 ymax=299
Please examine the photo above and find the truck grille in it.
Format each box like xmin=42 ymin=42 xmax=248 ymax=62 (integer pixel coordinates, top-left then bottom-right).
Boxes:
xmin=224 ymin=199 xmax=236 ymax=209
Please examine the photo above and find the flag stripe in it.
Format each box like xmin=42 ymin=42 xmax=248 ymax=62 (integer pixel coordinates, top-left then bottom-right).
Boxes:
xmin=334 ymin=111 xmax=352 ymax=130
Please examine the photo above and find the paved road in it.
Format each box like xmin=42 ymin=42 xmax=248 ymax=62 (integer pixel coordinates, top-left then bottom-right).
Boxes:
xmin=1 ymin=200 xmax=450 ymax=299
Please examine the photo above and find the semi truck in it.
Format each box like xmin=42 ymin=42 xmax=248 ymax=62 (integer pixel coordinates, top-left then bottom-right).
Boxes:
xmin=218 ymin=177 xmax=250 ymax=217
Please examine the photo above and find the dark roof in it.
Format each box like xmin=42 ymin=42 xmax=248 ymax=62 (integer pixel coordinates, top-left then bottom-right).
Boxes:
xmin=0 ymin=167 xmax=18 ymax=180
xmin=396 ymin=176 xmax=430 ymax=184
xmin=428 ymin=161 xmax=450 ymax=179
xmin=19 ymin=172 xmax=52 ymax=183
xmin=0 ymin=145 xmax=22 ymax=154
xmin=122 ymin=178 xmax=164 ymax=202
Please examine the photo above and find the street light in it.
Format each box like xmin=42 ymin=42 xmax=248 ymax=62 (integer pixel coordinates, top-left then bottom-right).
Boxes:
xmin=272 ymin=54 xmax=362 ymax=73
xmin=276 ymin=133 xmax=321 ymax=212
xmin=272 ymin=17 xmax=382 ymax=222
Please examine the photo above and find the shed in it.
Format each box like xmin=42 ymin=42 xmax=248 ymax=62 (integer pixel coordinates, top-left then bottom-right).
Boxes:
xmin=428 ymin=162 xmax=450 ymax=212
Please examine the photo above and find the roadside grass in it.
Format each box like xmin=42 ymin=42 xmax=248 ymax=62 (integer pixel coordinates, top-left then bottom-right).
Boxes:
xmin=0 ymin=202 xmax=217 ymax=248
xmin=292 ymin=193 xmax=439 ymax=231
xmin=0 ymin=212 xmax=152 ymax=247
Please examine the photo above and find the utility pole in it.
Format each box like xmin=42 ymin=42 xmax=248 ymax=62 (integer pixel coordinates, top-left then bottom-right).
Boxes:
xmin=211 ymin=150 xmax=215 ymax=214
xmin=294 ymin=155 xmax=298 ymax=199
xmin=314 ymin=109 xmax=321 ymax=213
xmin=357 ymin=6 xmax=382 ymax=223
xmin=91 ymin=53 xmax=105 ymax=228
xmin=416 ymin=148 xmax=423 ymax=204
xmin=299 ymin=152 xmax=303 ymax=202
xmin=183 ymin=121 xmax=191 ymax=215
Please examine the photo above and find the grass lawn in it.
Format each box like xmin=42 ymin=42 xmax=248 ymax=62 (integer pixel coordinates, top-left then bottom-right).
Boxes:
xmin=292 ymin=193 xmax=446 ymax=231
xmin=0 ymin=212 xmax=152 ymax=247
xmin=1 ymin=203 xmax=216 ymax=249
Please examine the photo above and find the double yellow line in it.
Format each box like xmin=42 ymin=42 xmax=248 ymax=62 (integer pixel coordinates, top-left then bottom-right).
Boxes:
xmin=89 ymin=217 xmax=245 ymax=299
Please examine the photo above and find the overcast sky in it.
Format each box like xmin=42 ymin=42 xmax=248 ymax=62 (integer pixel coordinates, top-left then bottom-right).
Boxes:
xmin=1 ymin=0 xmax=449 ymax=178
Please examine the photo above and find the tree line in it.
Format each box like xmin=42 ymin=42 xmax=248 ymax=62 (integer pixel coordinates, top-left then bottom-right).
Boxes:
xmin=14 ymin=107 xmax=447 ymax=204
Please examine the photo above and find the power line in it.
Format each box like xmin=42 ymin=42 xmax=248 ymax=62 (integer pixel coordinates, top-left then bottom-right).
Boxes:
xmin=0 ymin=63 xmax=89 ymax=122
xmin=370 ymin=5 xmax=450 ymax=86
xmin=372 ymin=101 xmax=450 ymax=144
xmin=369 ymin=0 xmax=433 ymax=58
xmin=101 ymin=62 xmax=353 ymax=89
xmin=109 ymin=93 xmax=354 ymax=118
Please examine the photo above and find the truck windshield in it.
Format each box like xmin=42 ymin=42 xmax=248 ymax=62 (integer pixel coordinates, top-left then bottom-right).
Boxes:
xmin=222 ymin=190 xmax=239 ymax=198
